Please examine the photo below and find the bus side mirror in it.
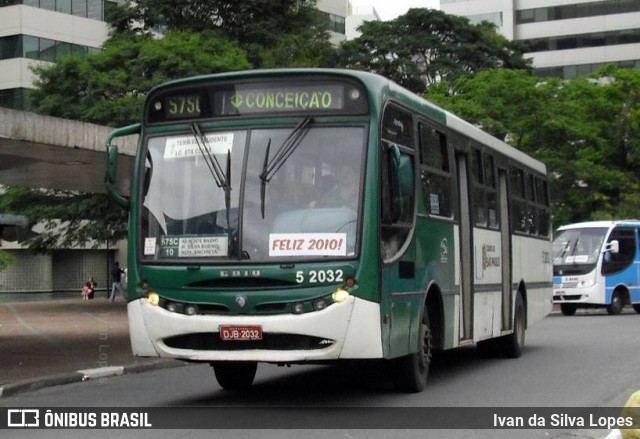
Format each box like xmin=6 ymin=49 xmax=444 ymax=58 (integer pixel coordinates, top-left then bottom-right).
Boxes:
xmin=104 ymin=123 xmax=140 ymax=210
xmin=606 ymin=240 xmax=620 ymax=254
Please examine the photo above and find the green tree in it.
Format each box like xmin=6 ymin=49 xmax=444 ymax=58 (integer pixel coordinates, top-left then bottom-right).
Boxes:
xmin=0 ymin=187 xmax=128 ymax=250
xmin=108 ymin=0 xmax=334 ymax=68
xmin=424 ymin=67 xmax=640 ymax=226
xmin=338 ymin=8 xmax=530 ymax=93
xmin=0 ymin=250 xmax=15 ymax=271
xmin=31 ymin=31 xmax=251 ymax=126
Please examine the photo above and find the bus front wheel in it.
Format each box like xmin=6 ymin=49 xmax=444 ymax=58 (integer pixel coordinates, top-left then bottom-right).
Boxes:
xmin=560 ymin=303 xmax=577 ymax=316
xmin=211 ymin=361 xmax=257 ymax=390
xmin=607 ymin=291 xmax=624 ymax=315
xmin=393 ymin=310 xmax=432 ymax=393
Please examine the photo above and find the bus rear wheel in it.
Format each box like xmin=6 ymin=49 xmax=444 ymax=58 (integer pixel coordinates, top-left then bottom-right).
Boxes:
xmin=633 ymin=304 xmax=640 ymax=314
xmin=211 ymin=361 xmax=257 ymax=390
xmin=393 ymin=310 xmax=432 ymax=393
xmin=477 ymin=292 xmax=525 ymax=358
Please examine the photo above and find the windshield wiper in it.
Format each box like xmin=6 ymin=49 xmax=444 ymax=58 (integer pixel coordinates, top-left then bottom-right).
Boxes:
xmin=190 ymin=122 xmax=232 ymax=228
xmin=259 ymin=117 xmax=312 ymax=218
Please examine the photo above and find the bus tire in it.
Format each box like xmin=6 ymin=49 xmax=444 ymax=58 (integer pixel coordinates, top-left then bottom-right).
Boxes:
xmin=560 ymin=303 xmax=577 ymax=316
xmin=211 ymin=361 xmax=257 ymax=390
xmin=500 ymin=292 xmax=526 ymax=358
xmin=633 ymin=304 xmax=640 ymax=314
xmin=607 ymin=291 xmax=624 ymax=315
xmin=393 ymin=310 xmax=432 ymax=393
xmin=478 ymin=292 xmax=525 ymax=358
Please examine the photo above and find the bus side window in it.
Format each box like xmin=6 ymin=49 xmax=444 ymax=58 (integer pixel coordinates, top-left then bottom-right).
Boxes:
xmin=535 ymin=177 xmax=551 ymax=237
xmin=602 ymin=228 xmax=636 ymax=275
xmin=381 ymin=105 xmax=415 ymax=261
xmin=419 ymin=123 xmax=452 ymax=218
xmin=509 ymin=168 xmax=528 ymax=233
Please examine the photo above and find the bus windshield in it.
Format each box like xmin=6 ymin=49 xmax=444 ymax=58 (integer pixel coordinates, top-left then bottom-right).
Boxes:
xmin=552 ymin=227 xmax=607 ymax=273
xmin=140 ymin=124 xmax=365 ymax=262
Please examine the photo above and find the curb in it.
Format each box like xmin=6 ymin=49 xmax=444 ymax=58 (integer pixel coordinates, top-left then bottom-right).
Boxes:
xmin=0 ymin=360 xmax=184 ymax=398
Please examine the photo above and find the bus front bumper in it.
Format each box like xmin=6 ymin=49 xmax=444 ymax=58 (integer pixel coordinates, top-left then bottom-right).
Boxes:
xmin=127 ymin=296 xmax=383 ymax=363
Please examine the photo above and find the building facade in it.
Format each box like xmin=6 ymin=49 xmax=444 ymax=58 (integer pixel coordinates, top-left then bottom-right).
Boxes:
xmin=440 ymin=0 xmax=640 ymax=78
xmin=0 ymin=0 xmax=113 ymax=110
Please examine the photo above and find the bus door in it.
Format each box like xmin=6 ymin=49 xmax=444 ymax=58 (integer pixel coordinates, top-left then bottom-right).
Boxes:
xmin=379 ymin=106 xmax=418 ymax=359
xmin=456 ymin=153 xmax=473 ymax=341
xmin=499 ymin=170 xmax=512 ymax=330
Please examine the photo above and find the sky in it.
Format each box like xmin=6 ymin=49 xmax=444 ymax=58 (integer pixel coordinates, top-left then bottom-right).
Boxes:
xmin=351 ymin=0 xmax=440 ymax=21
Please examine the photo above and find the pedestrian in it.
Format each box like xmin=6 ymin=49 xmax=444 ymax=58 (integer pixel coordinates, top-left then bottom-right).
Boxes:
xmin=81 ymin=282 xmax=90 ymax=300
xmin=88 ymin=277 xmax=97 ymax=300
xmin=109 ymin=262 xmax=125 ymax=302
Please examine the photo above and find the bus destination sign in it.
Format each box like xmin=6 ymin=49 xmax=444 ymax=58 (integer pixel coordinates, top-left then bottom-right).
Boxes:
xmin=214 ymin=84 xmax=344 ymax=116
xmin=147 ymin=79 xmax=367 ymax=123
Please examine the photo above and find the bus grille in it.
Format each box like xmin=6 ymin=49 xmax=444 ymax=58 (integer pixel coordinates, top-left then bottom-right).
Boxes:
xmin=554 ymin=295 xmax=582 ymax=301
xmin=163 ymin=333 xmax=334 ymax=351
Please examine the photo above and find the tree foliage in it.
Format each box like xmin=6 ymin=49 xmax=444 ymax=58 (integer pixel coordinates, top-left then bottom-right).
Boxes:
xmin=107 ymin=0 xmax=333 ymax=68
xmin=31 ymin=31 xmax=251 ymax=127
xmin=338 ymin=8 xmax=530 ymax=93
xmin=424 ymin=67 xmax=640 ymax=226
xmin=0 ymin=187 xmax=129 ymax=250
xmin=0 ymin=250 xmax=15 ymax=271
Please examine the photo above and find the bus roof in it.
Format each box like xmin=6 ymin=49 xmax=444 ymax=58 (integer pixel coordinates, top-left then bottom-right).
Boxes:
xmin=148 ymin=68 xmax=547 ymax=175
xmin=557 ymin=220 xmax=640 ymax=231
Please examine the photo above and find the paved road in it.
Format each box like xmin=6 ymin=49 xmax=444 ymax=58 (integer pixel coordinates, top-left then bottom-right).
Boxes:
xmin=0 ymin=296 xmax=177 ymax=395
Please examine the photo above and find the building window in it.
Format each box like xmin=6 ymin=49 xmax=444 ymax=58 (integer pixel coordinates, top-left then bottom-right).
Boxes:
xmin=517 ymin=0 xmax=640 ymax=24
xmin=0 ymin=88 xmax=30 ymax=111
xmin=524 ymin=28 xmax=640 ymax=54
xmin=467 ymin=12 xmax=503 ymax=27
xmin=535 ymin=60 xmax=640 ymax=79
xmin=0 ymin=0 xmax=116 ymax=21
xmin=319 ymin=11 xmax=346 ymax=34
xmin=0 ymin=35 xmax=99 ymax=61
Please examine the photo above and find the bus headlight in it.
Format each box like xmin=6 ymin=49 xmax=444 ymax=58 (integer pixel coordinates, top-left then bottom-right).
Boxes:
xmin=146 ymin=292 xmax=160 ymax=306
xmin=332 ymin=288 xmax=350 ymax=304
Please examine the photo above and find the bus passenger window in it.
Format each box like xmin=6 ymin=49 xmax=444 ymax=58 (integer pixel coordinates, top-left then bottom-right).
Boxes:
xmin=510 ymin=168 xmax=530 ymax=233
xmin=536 ymin=178 xmax=551 ymax=237
xmin=419 ymin=123 xmax=452 ymax=218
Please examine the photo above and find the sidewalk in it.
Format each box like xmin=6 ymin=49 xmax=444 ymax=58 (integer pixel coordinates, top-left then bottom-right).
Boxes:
xmin=0 ymin=296 xmax=180 ymax=397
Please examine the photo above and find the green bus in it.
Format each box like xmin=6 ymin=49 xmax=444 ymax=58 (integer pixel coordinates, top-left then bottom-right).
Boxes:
xmin=105 ymin=68 xmax=553 ymax=392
